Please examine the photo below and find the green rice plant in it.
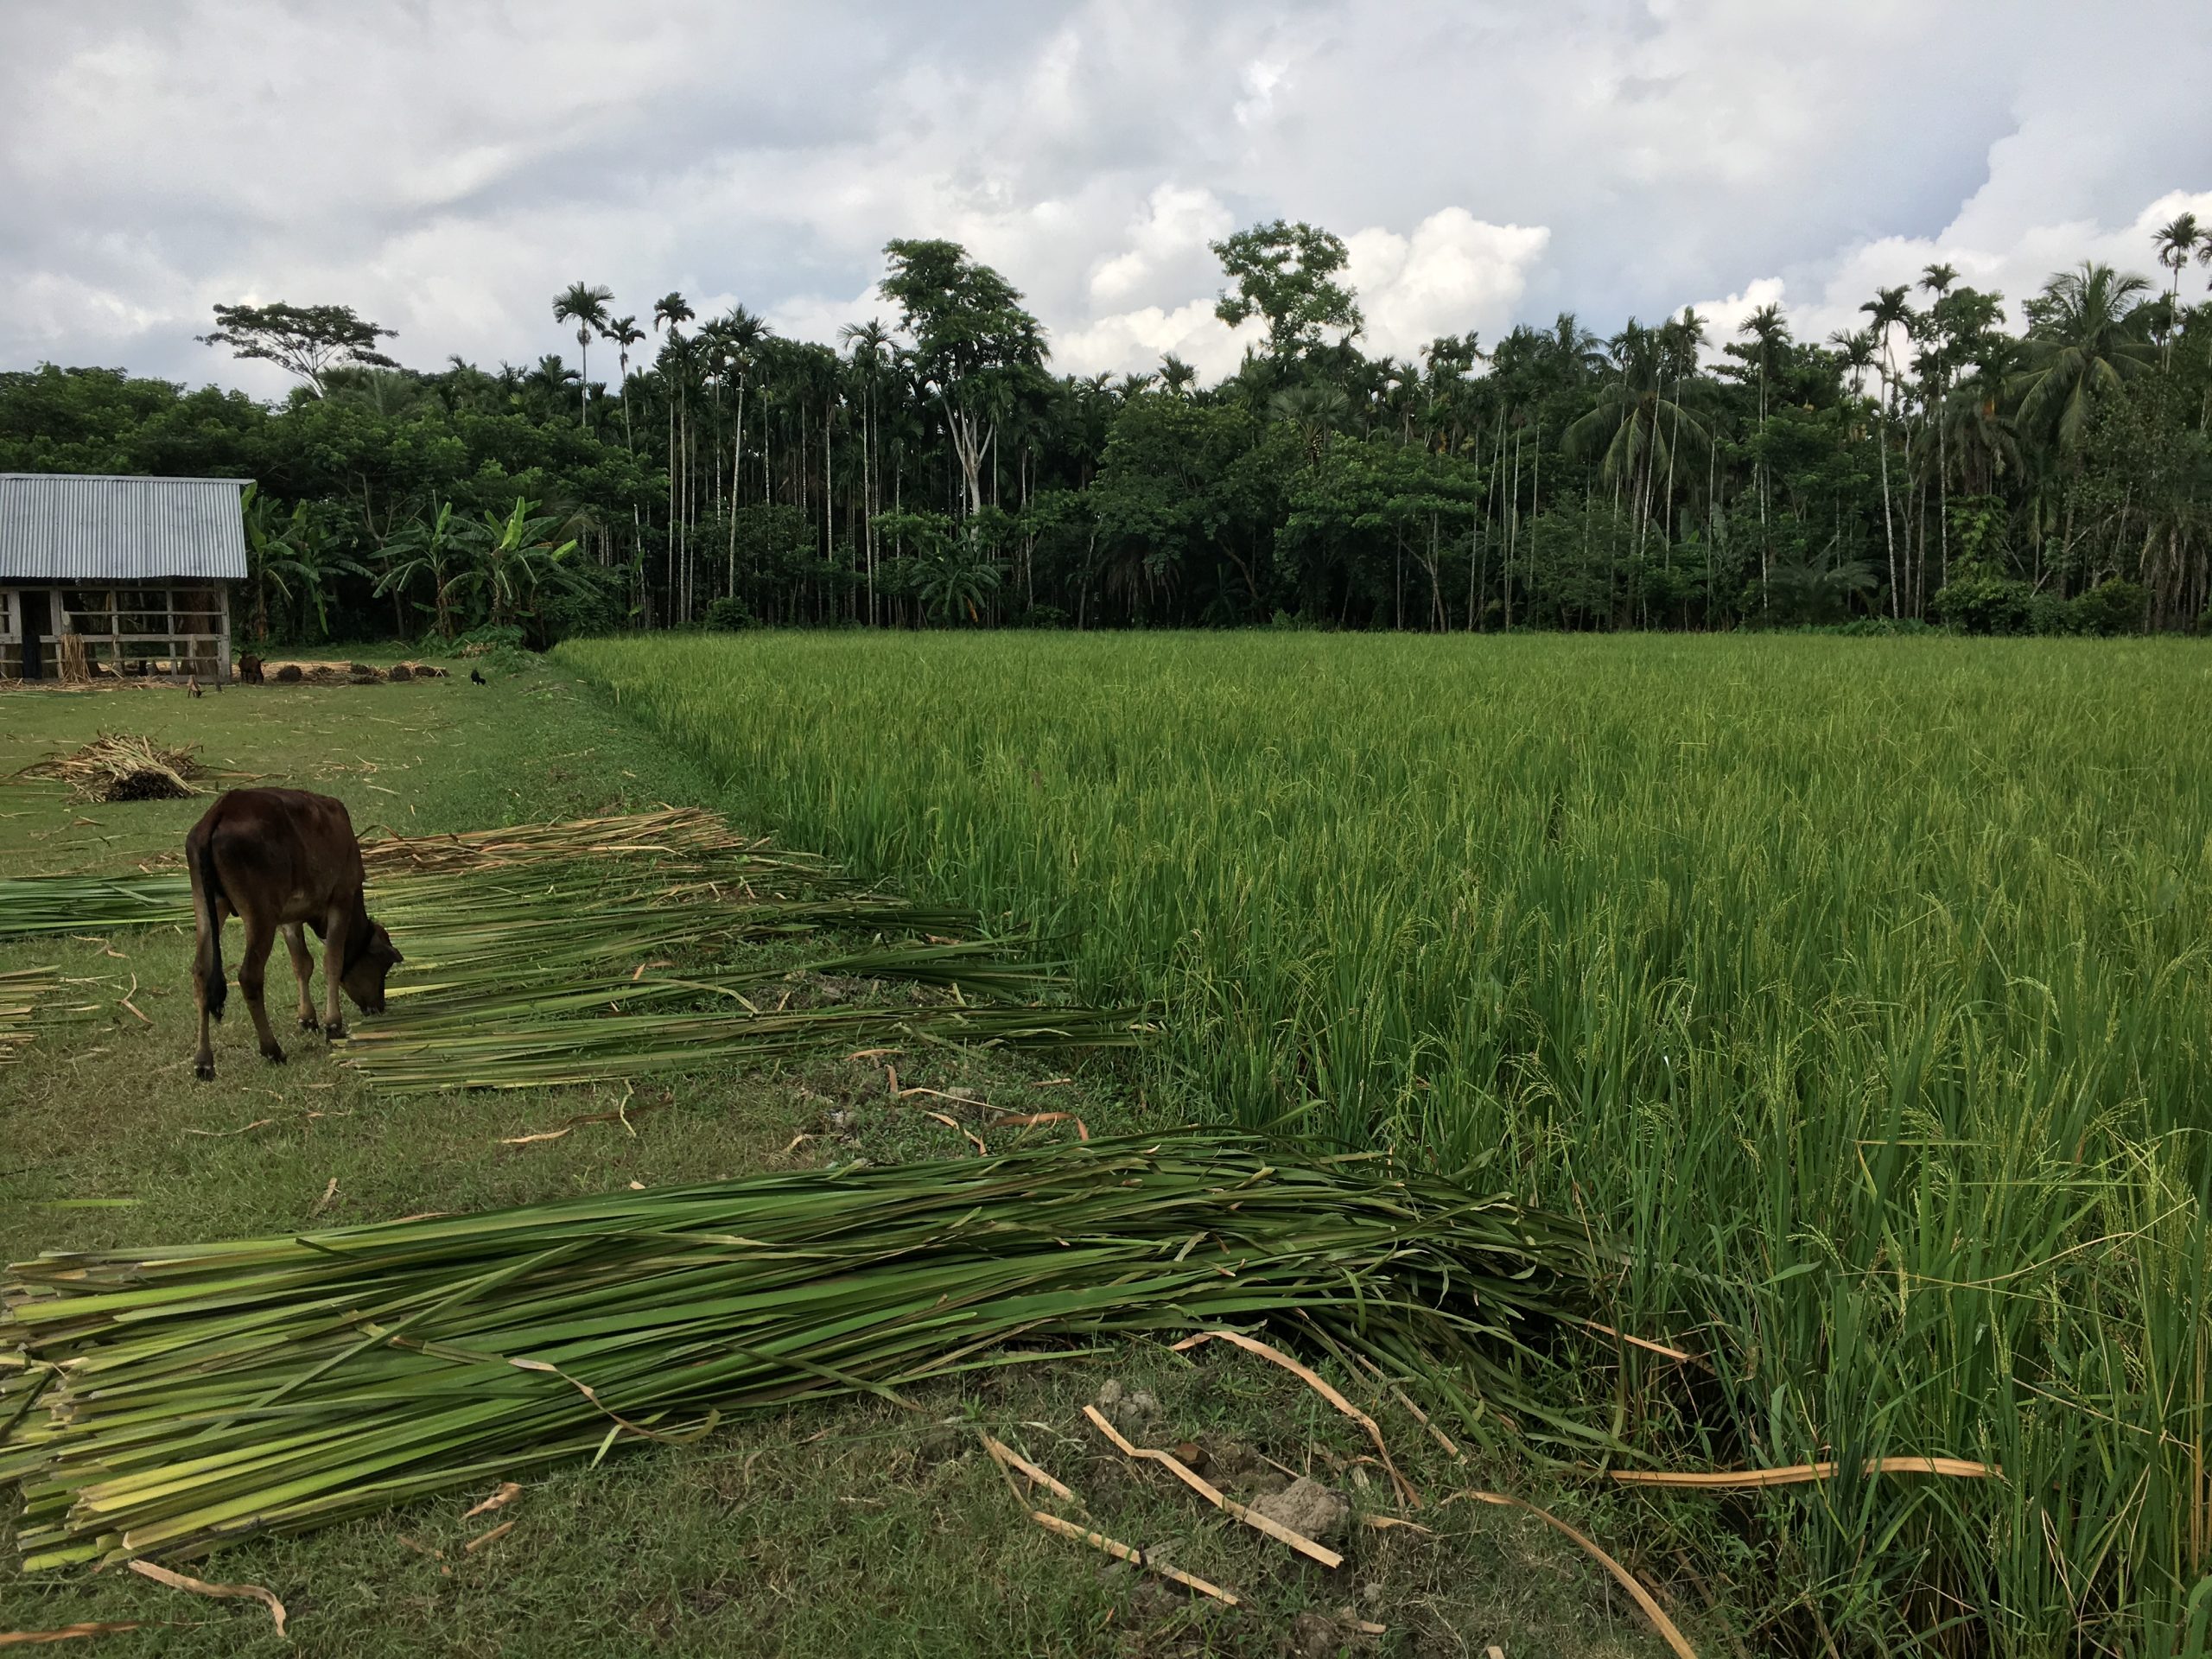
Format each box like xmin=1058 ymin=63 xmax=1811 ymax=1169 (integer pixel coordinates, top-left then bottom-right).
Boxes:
xmin=0 ymin=1132 xmax=1600 ymax=1569
xmin=561 ymin=631 xmax=2212 ymax=1653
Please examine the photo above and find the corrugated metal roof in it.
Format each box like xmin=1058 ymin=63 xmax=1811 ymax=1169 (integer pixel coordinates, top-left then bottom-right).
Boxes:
xmin=0 ymin=474 xmax=251 ymax=582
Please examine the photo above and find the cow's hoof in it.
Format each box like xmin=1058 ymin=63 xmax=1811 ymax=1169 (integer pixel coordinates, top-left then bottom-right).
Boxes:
xmin=324 ymin=1020 xmax=348 ymax=1042
xmin=194 ymin=1058 xmax=215 ymax=1082
xmin=261 ymin=1043 xmax=286 ymax=1065
xmin=299 ymin=1014 xmax=321 ymax=1033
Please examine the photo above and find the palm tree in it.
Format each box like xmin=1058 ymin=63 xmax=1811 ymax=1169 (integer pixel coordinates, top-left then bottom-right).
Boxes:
xmin=1544 ymin=313 xmax=1607 ymax=378
xmin=524 ymin=354 xmax=580 ymax=414
xmin=2152 ymin=214 xmax=2200 ymax=370
xmin=1732 ymin=302 xmax=1789 ymax=577
xmin=1945 ymin=365 xmax=2024 ymax=496
xmin=2009 ymin=262 xmax=2156 ymax=452
xmin=1828 ymin=328 xmax=1876 ymax=397
xmin=1861 ymin=285 xmax=1916 ymax=612
xmin=840 ymin=317 xmax=893 ymax=621
xmin=1828 ymin=327 xmax=1894 ymax=613
xmin=1920 ymin=264 xmax=1959 ymax=582
xmin=551 ymin=283 xmax=613 ymax=428
xmin=914 ymin=531 xmax=1004 ymax=625
xmin=602 ymin=315 xmax=645 ymax=446
xmin=653 ymin=293 xmax=696 ymax=623
xmin=1159 ymin=354 xmax=1198 ymax=397
xmin=1566 ymin=322 xmax=1712 ymax=571
xmin=1268 ymin=383 xmax=1351 ymax=464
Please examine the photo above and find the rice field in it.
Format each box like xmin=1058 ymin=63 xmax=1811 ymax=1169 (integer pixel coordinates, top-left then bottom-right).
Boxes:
xmin=563 ymin=630 xmax=2212 ymax=1654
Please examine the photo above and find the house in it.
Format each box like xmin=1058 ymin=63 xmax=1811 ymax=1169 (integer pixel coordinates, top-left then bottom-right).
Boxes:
xmin=0 ymin=474 xmax=246 ymax=682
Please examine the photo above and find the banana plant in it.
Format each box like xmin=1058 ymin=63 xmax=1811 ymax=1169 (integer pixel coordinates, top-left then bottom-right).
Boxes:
xmin=454 ymin=496 xmax=585 ymax=629
xmin=375 ymin=499 xmax=466 ymax=639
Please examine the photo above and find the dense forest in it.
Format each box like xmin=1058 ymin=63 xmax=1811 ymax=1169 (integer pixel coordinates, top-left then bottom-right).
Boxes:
xmin=6 ymin=215 xmax=2211 ymax=642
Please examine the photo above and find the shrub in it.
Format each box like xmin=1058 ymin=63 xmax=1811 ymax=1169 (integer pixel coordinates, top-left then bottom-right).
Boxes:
xmin=1831 ymin=616 xmax=1939 ymax=637
xmin=1931 ymin=570 xmax=2037 ymax=634
xmin=529 ymin=564 xmax=630 ymax=646
xmin=701 ymin=597 xmax=755 ymax=632
xmin=2068 ymin=579 xmax=2146 ymax=637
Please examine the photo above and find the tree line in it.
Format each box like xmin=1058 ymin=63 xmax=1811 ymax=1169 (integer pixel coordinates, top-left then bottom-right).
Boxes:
xmin=6 ymin=213 xmax=2210 ymax=642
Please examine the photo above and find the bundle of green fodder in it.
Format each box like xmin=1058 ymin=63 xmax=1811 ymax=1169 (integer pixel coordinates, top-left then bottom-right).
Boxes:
xmin=0 ymin=810 xmax=841 ymax=940
xmin=0 ymin=810 xmax=1135 ymax=1083
xmin=0 ymin=1133 xmax=1605 ymax=1569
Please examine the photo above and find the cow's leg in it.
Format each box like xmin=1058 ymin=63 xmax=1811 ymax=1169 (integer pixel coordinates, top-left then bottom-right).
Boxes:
xmin=237 ymin=912 xmax=286 ymax=1065
xmin=192 ymin=897 xmax=226 ymax=1081
xmin=320 ymin=906 xmax=350 ymax=1040
xmin=283 ymin=924 xmax=321 ymax=1032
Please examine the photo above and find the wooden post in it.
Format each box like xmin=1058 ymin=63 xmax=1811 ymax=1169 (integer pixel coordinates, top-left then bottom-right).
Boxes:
xmin=215 ymin=585 xmax=232 ymax=683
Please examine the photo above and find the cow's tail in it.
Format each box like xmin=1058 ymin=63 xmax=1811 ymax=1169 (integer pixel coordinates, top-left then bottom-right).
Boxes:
xmin=194 ymin=833 xmax=228 ymax=1022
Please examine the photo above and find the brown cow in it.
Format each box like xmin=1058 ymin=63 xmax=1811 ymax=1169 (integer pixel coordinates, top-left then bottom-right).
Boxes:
xmin=187 ymin=788 xmax=403 ymax=1080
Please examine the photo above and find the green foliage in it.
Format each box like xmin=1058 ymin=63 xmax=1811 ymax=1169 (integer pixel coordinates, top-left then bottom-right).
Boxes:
xmin=700 ymin=594 xmax=754 ymax=631
xmin=1210 ymin=219 xmax=1363 ymax=363
xmin=566 ymin=630 xmax=2212 ymax=1651
xmin=10 ymin=223 xmax=2210 ymax=639
xmin=2064 ymin=577 xmax=2149 ymax=636
xmin=2012 ymin=264 xmax=2158 ymax=451
xmin=1931 ymin=567 xmax=2038 ymax=633
xmin=198 ymin=300 xmax=399 ymax=396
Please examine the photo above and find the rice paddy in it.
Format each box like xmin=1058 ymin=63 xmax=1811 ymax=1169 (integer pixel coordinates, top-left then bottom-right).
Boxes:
xmin=561 ymin=629 xmax=2212 ymax=1654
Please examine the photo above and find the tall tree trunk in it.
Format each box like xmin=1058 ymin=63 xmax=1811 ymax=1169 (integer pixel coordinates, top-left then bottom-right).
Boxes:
xmin=1877 ymin=389 xmax=1897 ymax=618
xmin=665 ymin=393 xmax=677 ymax=627
xmin=728 ymin=376 xmax=745 ymax=601
xmin=1505 ymin=420 xmax=1522 ymax=631
xmin=1757 ymin=374 xmax=1769 ymax=602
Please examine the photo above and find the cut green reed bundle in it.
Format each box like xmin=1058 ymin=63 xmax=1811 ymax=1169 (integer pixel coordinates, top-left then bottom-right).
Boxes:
xmin=0 ymin=810 xmax=868 ymax=941
xmin=0 ymin=1132 xmax=1604 ymax=1569
xmin=0 ymin=875 xmax=188 ymax=938
xmin=0 ymin=809 xmax=1126 ymax=1084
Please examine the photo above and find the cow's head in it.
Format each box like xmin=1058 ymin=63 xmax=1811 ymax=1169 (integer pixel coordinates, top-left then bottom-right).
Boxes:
xmin=341 ymin=918 xmax=404 ymax=1014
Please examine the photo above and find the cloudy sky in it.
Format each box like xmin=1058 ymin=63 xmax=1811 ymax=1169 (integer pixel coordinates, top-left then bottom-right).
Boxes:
xmin=6 ymin=1 xmax=2209 ymax=397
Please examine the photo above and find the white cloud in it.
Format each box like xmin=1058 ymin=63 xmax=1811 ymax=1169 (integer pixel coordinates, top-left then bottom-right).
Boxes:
xmin=1056 ymin=299 xmax=1262 ymax=382
xmin=1690 ymin=189 xmax=2212 ymax=362
xmin=1088 ymin=185 xmax=1236 ymax=306
xmin=1345 ymin=210 xmax=1551 ymax=360
xmin=1055 ymin=206 xmax=1549 ymax=381
xmin=2 ymin=1 xmax=2207 ymax=393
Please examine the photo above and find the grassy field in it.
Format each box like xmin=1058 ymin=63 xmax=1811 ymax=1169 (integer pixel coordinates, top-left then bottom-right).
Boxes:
xmin=563 ymin=629 xmax=2212 ymax=1654
xmin=0 ymin=658 xmax=1680 ymax=1658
